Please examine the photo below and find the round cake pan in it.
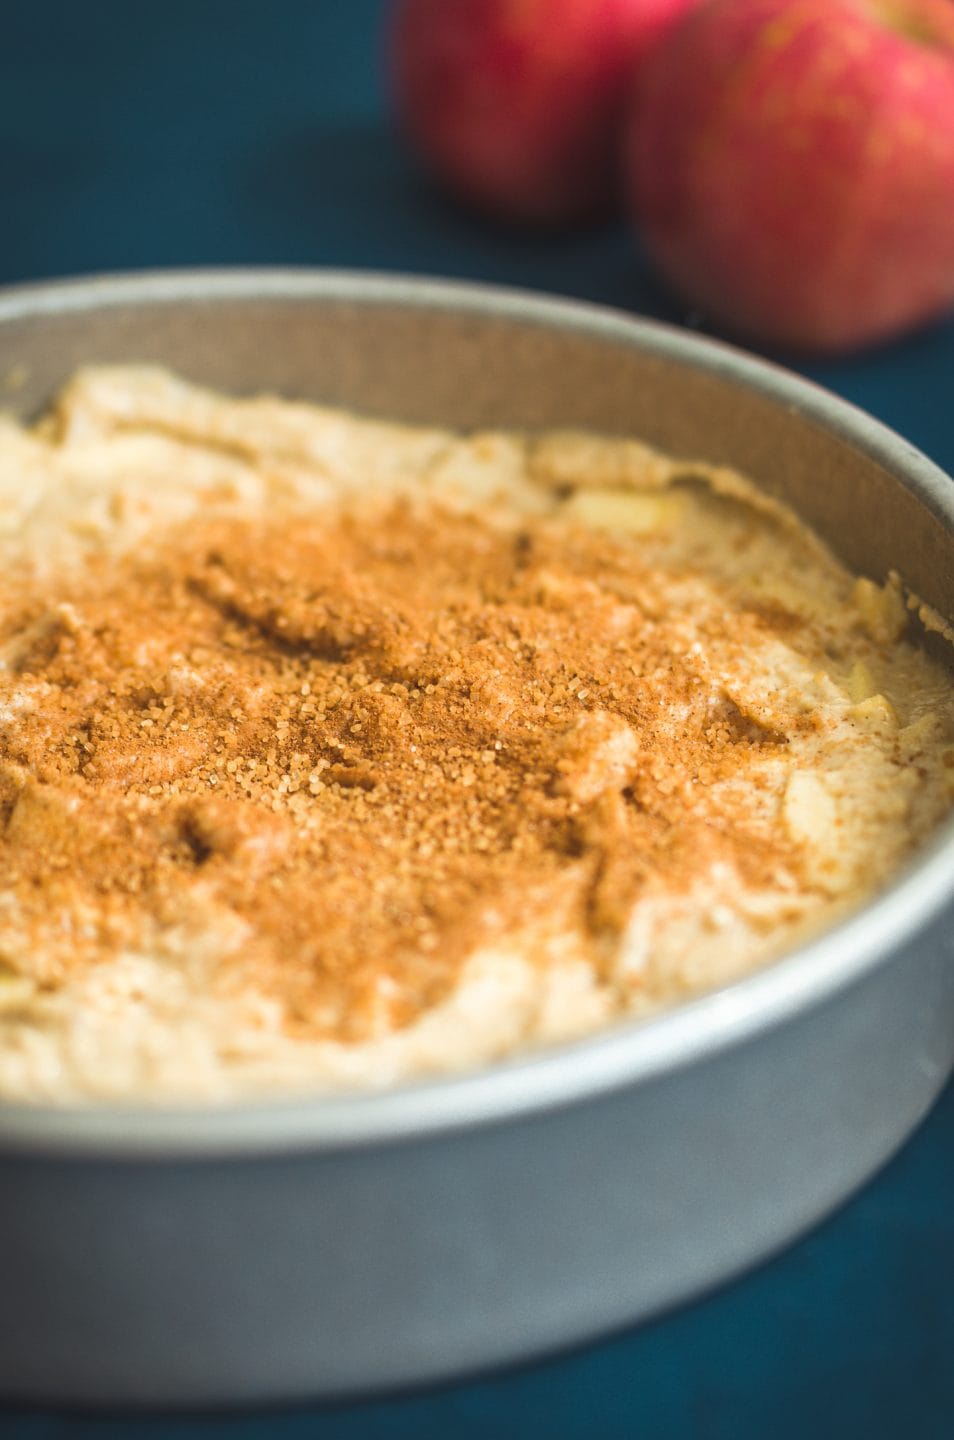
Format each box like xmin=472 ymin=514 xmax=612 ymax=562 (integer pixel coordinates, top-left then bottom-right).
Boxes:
xmin=0 ymin=270 xmax=951 ymax=1408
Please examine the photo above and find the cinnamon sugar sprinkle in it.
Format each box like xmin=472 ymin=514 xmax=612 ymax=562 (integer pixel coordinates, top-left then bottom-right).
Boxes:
xmin=0 ymin=498 xmax=804 ymax=1043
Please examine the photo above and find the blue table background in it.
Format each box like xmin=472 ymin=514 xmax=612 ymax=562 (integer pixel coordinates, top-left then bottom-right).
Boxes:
xmin=1 ymin=3 xmax=951 ymax=1436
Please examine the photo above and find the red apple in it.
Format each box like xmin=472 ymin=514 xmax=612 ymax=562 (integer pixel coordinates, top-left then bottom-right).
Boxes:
xmin=626 ymin=0 xmax=954 ymax=353
xmin=391 ymin=0 xmax=700 ymax=225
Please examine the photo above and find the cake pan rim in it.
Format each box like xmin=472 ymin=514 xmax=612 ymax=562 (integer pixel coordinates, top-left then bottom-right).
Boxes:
xmin=0 ymin=264 xmax=951 ymax=513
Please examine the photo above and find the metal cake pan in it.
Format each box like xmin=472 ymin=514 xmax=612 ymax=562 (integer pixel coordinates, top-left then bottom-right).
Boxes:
xmin=0 ymin=270 xmax=951 ymax=1407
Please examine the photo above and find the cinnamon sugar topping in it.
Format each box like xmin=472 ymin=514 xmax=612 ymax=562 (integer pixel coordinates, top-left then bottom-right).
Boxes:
xmin=0 ymin=499 xmax=803 ymax=1042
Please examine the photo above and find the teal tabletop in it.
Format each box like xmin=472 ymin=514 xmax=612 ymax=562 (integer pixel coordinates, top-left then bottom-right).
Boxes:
xmin=1 ymin=3 xmax=952 ymax=1437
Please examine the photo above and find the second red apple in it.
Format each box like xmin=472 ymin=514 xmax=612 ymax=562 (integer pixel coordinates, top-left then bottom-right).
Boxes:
xmin=391 ymin=0 xmax=699 ymax=225
xmin=625 ymin=0 xmax=954 ymax=352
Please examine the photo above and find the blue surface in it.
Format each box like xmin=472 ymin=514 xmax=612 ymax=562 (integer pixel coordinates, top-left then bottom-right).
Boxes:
xmin=1 ymin=3 xmax=952 ymax=1436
